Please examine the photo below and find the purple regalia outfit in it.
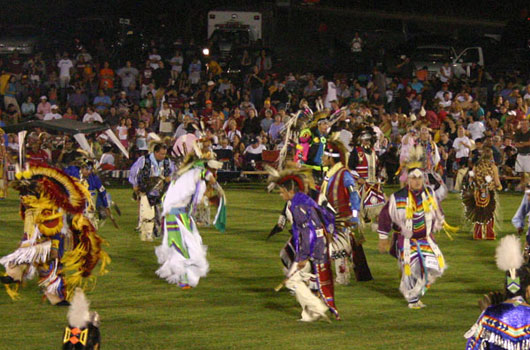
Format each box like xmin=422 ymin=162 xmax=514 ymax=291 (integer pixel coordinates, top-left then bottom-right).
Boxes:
xmin=286 ymin=192 xmax=340 ymax=319
xmin=465 ymin=297 xmax=530 ymax=350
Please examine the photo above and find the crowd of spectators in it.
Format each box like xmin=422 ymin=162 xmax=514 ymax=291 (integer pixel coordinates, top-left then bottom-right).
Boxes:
xmin=0 ymin=38 xmax=529 ymax=189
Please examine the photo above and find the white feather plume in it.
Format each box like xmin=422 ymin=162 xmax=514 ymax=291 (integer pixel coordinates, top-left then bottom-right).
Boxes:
xmin=495 ymin=235 xmax=524 ymax=272
xmin=67 ymin=288 xmax=91 ymax=329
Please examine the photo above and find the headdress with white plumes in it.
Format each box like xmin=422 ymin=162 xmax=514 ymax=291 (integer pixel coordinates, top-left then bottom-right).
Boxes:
xmin=405 ymin=144 xmax=425 ymax=171
xmin=67 ymin=288 xmax=91 ymax=329
xmin=496 ymin=235 xmax=524 ymax=279
xmin=265 ymin=164 xmax=315 ymax=193
xmin=147 ymin=132 xmax=163 ymax=153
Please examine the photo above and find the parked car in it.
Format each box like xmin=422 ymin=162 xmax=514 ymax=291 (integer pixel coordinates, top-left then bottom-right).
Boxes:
xmin=0 ymin=25 xmax=42 ymax=55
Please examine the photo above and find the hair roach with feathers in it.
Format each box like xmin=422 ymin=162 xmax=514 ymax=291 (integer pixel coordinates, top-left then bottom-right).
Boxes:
xmin=265 ymin=164 xmax=315 ymax=193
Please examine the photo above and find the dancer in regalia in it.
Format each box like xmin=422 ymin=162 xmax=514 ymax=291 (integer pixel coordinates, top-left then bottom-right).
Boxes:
xmin=512 ymin=183 xmax=530 ymax=251
xmin=319 ymin=134 xmax=372 ymax=285
xmin=267 ymin=166 xmax=340 ymax=322
xmin=377 ymin=146 xmax=446 ymax=309
xmin=463 ymin=148 xmax=502 ymax=240
xmin=465 ymin=235 xmax=530 ymax=349
xmin=62 ymin=288 xmax=101 ymax=350
xmin=349 ymin=127 xmax=385 ymax=230
xmin=129 ymin=140 xmax=175 ymax=241
xmin=0 ymin=163 xmax=110 ymax=305
xmin=155 ymin=145 xmax=225 ymax=289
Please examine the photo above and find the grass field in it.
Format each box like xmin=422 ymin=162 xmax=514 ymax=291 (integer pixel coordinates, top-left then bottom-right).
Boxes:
xmin=0 ymin=183 xmax=525 ymax=350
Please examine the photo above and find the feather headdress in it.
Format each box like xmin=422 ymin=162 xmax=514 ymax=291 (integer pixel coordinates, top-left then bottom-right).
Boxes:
xmin=324 ymin=132 xmax=349 ymax=166
xmin=147 ymin=132 xmax=163 ymax=153
xmin=177 ymin=139 xmax=222 ymax=176
xmin=405 ymin=144 xmax=425 ymax=172
xmin=266 ymin=164 xmax=315 ymax=193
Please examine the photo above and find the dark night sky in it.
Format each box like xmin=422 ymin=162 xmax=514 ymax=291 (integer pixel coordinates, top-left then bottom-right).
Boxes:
xmin=1 ymin=0 xmax=527 ymax=25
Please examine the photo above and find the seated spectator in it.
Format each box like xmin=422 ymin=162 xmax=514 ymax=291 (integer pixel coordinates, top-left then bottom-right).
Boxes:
xmin=57 ymin=137 xmax=80 ymax=165
xmin=93 ymin=89 xmax=112 ymax=113
xmin=260 ymin=109 xmax=274 ymax=133
xmin=99 ymin=145 xmax=116 ymax=171
xmin=21 ymin=96 xmax=35 ymax=119
xmin=268 ymin=114 xmax=284 ymax=142
xmin=36 ymin=96 xmax=51 ymax=120
xmin=83 ymin=106 xmax=103 ymax=123
xmin=26 ymin=139 xmax=50 ymax=164
xmin=62 ymin=107 xmax=78 ymax=120
xmin=43 ymin=105 xmax=62 ymax=120
xmin=244 ymin=137 xmax=267 ymax=169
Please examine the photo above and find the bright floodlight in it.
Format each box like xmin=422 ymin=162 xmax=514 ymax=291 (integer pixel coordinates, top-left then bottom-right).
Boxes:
xmin=202 ymin=48 xmax=210 ymax=56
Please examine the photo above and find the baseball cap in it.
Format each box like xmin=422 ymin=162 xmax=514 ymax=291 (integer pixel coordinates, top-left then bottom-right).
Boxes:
xmin=205 ymin=100 xmax=212 ymax=105
xmin=207 ymin=81 xmax=215 ymax=86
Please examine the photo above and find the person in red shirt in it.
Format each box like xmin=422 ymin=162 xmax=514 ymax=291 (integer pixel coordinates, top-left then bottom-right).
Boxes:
xmin=99 ymin=61 xmax=114 ymax=89
xmin=26 ymin=140 xmax=50 ymax=164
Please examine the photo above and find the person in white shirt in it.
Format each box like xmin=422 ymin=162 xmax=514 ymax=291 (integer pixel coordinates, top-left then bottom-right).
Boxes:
xmin=99 ymin=145 xmax=116 ymax=170
xmin=324 ymin=80 xmax=338 ymax=109
xmin=57 ymin=52 xmax=74 ymax=89
xmin=467 ymin=116 xmax=486 ymax=140
xmin=435 ymin=84 xmax=453 ymax=101
xmin=149 ymin=48 xmax=162 ymax=69
xmin=43 ymin=105 xmax=62 ymax=120
xmin=83 ymin=107 xmax=104 ymax=123
xmin=438 ymin=92 xmax=452 ymax=109
xmin=439 ymin=62 xmax=453 ymax=83
xmin=453 ymin=126 xmax=472 ymax=160
xmin=244 ymin=137 xmax=266 ymax=168
xmin=452 ymin=126 xmax=473 ymax=192
xmin=169 ymin=50 xmax=184 ymax=80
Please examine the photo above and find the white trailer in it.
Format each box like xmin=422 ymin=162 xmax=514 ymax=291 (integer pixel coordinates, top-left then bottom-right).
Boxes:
xmin=207 ymin=11 xmax=262 ymax=42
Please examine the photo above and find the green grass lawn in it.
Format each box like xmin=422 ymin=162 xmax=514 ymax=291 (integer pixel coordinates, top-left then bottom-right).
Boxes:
xmin=0 ymin=184 xmax=525 ymax=350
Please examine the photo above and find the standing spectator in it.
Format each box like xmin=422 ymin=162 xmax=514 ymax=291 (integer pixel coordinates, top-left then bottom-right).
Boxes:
xmin=4 ymin=75 xmax=20 ymax=115
xmin=467 ymin=115 xmax=486 ymax=140
xmin=57 ymin=52 xmax=74 ymax=90
xmin=439 ymin=61 xmax=453 ymax=84
xmin=452 ymin=126 xmax=473 ymax=192
xmin=169 ymin=50 xmax=183 ymax=80
xmin=188 ymin=57 xmax=202 ymax=85
xmin=249 ymin=66 xmax=264 ymax=109
xmin=116 ymin=118 xmax=129 ymax=148
xmin=515 ymin=119 xmax=530 ymax=189
xmin=395 ymin=55 xmax=414 ymax=86
xmin=255 ymin=50 xmax=272 ymax=72
xmin=99 ymin=61 xmax=115 ymax=89
xmin=117 ymin=61 xmax=139 ymax=90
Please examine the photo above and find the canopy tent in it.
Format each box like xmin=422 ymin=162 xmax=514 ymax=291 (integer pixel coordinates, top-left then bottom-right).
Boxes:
xmin=4 ymin=119 xmax=129 ymax=159
xmin=2 ymin=119 xmax=109 ymax=134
